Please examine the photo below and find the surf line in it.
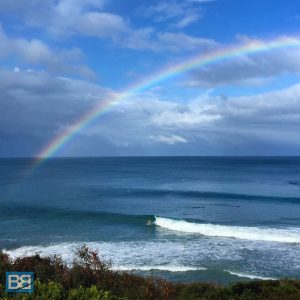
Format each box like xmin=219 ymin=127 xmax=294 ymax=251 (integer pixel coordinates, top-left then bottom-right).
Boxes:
xmin=29 ymin=35 xmax=300 ymax=172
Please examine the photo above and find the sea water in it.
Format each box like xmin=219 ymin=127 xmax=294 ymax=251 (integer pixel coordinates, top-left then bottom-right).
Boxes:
xmin=1 ymin=157 xmax=300 ymax=284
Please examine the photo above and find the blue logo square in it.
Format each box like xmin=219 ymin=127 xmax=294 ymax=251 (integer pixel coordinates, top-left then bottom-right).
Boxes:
xmin=6 ymin=272 xmax=34 ymax=293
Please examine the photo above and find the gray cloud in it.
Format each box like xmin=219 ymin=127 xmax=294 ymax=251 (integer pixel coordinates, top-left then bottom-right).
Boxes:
xmin=53 ymin=83 xmax=300 ymax=156
xmin=0 ymin=69 xmax=113 ymax=156
xmin=1 ymin=69 xmax=300 ymax=156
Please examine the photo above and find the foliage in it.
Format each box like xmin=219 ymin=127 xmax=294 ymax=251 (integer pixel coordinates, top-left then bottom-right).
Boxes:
xmin=1 ymin=247 xmax=300 ymax=299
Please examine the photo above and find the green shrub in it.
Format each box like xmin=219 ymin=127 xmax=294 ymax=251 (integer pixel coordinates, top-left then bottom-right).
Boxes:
xmin=34 ymin=280 xmax=64 ymax=300
xmin=2 ymin=247 xmax=300 ymax=300
xmin=68 ymin=285 xmax=126 ymax=300
xmin=177 ymin=282 xmax=229 ymax=300
xmin=0 ymin=280 xmax=64 ymax=300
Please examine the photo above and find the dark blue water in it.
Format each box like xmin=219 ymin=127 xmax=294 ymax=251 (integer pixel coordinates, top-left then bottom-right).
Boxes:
xmin=1 ymin=157 xmax=300 ymax=283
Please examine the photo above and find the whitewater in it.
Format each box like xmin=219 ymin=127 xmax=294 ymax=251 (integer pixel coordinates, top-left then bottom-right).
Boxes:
xmin=1 ymin=157 xmax=300 ymax=283
xmin=155 ymin=216 xmax=300 ymax=243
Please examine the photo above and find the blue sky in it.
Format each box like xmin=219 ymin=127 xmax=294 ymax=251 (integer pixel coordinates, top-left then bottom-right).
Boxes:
xmin=1 ymin=0 xmax=300 ymax=156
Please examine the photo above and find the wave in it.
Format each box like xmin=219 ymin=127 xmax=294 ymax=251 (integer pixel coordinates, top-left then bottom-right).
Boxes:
xmin=0 ymin=202 xmax=151 ymax=225
xmin=225 ymin=270 xmax=277 ymax=280
xmin=114 ymin=265 xmax=206 ymax=272
xmin=289 ymin=181 xmax=300 ymax=186
xmin=87 ymin=186 xmax=300 ymax=203
xmin=155 ymin=217 xmax=300 ymax=243
xmin=1 ymin=239 xmax=249 ymax=268
xmin=3 ymin=243 xmax=207 ymax=273
xmin=4 ymin=240 xmax=299 ymax=280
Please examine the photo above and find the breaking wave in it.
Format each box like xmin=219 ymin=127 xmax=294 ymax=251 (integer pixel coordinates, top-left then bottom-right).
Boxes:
xmin=3 ymin=242 xmax=207 ymax=273
xmin=155 ymin=216 xmax=300 ymax=243
xmin=115 ymin=265 xmax=206 ymax=272
xmin=225 ymin=270 xmax=277 ymax=280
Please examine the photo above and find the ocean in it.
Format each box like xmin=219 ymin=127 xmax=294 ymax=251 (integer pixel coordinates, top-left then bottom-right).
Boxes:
xmin=1 ymin=157 xmax=300 ymax=284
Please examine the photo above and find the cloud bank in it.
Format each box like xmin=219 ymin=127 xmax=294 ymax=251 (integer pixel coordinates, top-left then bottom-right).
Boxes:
xmin=1 ymin=69 xmax=300 ymax=156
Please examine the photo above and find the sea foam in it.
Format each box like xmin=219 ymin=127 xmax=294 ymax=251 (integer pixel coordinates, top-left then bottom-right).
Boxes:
xmin=3 ymin=242 xmax=207 ymax=272
xmin=155 ymin=216 xmax=300 ymax=243
xmin=224 ymin=270 xmax=277 ymax=280
xmin=3 ymin=239 xmax=298 ymax=279
xmin=114 ymin=265 xmax=206 ymax=272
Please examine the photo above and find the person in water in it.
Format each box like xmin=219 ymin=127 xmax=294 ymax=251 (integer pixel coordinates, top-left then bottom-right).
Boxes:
xmin=147 ymin=219 xmax=153 ymax=225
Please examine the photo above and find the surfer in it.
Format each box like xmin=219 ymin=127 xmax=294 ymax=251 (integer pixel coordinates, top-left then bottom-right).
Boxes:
xmin=146 ymin=219 xmax=153 ymax=226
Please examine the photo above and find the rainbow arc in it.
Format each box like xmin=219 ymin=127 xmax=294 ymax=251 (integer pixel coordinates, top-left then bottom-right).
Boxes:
xmin=34 ymin=36 xmax=300 ymax=166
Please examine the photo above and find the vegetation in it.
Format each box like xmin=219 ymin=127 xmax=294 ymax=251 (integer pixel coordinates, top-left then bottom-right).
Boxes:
xmin=1 ymin=246 xmax=300 ymax=299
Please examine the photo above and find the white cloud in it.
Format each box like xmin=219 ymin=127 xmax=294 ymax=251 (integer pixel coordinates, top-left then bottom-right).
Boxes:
xmin=91 ymin=83 xmax=300 ymax=154
xmin=0 ymin=1 xmax=129 ymax=41
xmin=150 ymin=134 xmax=187 ymax=144
xmin=0 ymin=25 xmax=95 ymax=78
xmin=57 ymin=6 xmax=217 ymax=52
xmin=77 ymin=12 xmax=129 ymax=38
xmin=144 ymin=1 xmax=203 ymax=28
xmin=157 ymin=32 xmax=218 ymax=51
xmin=151 ymin=108 xmax=222 ymax=127
xmin=184 ymin=36 xmax=300 ymax=87
xmin=0 ymin=0 xmax=216 ymax=52
xmin=176 ymin=14 xmax=200 ymax=28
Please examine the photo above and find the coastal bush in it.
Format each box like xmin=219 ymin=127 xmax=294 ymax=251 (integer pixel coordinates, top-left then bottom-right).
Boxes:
xmin=31 ymin=280 xmax=64 ymax=299
xmin=229 ymin=280 xmax=300 ymax=300
xmin=0 ymin=252 xmax=11 ymax=284
xmin=0 ymin=280 xmax=64 ymax=300
xmin=176 ymin=282 xmax=229 ymax=300
xmin=68 ymin=285 xmax=127 ymax=300
xmin=0 ymin=281 xmax=125 ymax=300
xmin=1 ymin=248 xmax=300 ymax=299
xmin=12 ymin=254 xmax=68 ymax=284
xmin=69 ymin=246 xmax=177 ymax=299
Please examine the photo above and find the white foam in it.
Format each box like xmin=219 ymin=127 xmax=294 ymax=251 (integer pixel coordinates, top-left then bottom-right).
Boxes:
xmin=3 ymin=242 xmax=207 ymax=272
xmin=114 ymin=265 xmax=206 ymax=272
xmin=4 ymin=238 xmax=300 ymax=279
xmin=225 ymin=270 xmax=277 ymax=280
xmin=4 ymin=244 xmax=77 ymax=263
xmin=155 ymin=216 xmax=300 ymax=243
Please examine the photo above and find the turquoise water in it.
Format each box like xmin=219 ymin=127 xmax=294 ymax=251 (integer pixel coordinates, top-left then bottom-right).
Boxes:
xmin=1 ymin=157 xmax=300 ymax=283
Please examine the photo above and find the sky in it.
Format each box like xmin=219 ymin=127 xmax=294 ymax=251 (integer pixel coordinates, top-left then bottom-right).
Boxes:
xmin=1 ymin=0 xmax=300 ymax=157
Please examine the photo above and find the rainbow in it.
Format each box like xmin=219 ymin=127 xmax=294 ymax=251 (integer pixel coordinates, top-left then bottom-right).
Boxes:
xmin=35 ymin=35 xmax=300 ymax=165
